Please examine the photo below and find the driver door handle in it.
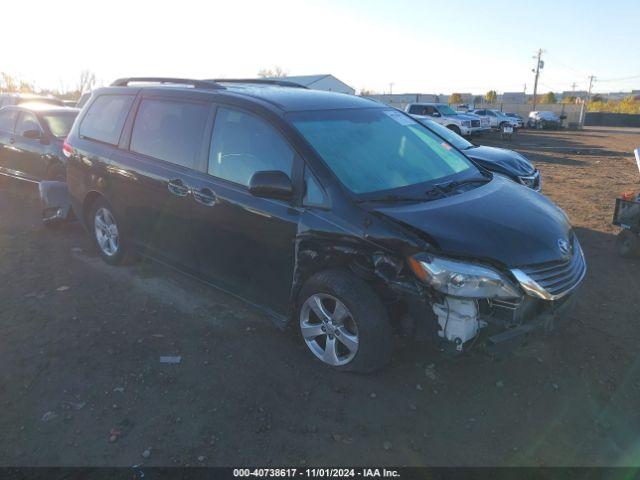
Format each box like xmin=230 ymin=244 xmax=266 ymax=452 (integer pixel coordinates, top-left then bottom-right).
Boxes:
xmin=167 ymin=178 xmax=190 ymax=197
xmin=193 ymin=187 xmax=217 ymax=206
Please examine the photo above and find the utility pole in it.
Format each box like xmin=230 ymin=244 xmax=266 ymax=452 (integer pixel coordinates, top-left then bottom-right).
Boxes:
xmin=579 ymin=75 xmax=596 ymax=126
xmin=389 ymin=82 xmax=394 ymax=95
xmin=570 ymin=82 xmax=577 ymax=92
xmin=531 ymin=48 xmax=544 ymax=110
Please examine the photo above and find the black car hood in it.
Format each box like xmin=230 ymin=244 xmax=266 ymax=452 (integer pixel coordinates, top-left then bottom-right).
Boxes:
xmin=466 ymin=145 xmax=535 ymax=177
xmin=371 ymin=177 xmax=571 ymax=267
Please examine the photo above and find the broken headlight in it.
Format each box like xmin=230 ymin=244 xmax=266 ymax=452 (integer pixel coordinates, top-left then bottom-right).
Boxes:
xmin=408 ymin=254 xmax=521 ymax=299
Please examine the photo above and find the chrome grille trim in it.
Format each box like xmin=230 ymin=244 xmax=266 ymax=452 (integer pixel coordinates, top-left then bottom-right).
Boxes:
xmin=519 ymin=170 xmax=541 ymax=191
xmin=511 ymin=237 xmax=586 ymax=301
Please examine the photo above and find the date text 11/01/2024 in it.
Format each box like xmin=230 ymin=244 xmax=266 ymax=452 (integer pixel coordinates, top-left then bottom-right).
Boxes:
xmin=232 ymin=468 xmax=400 ymax=477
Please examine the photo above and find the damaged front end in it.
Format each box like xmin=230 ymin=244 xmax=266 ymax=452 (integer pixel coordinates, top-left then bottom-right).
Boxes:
xmin=402 ymin=237 xmax=586 ymax=352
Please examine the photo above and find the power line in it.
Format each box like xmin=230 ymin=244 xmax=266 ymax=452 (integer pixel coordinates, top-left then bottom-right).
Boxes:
xmin=597 ymin=74 xmax=640 ymax=83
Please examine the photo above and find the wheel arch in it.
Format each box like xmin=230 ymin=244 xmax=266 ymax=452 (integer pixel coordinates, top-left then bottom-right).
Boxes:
xmin=289 ymin=234 xmax=424 ymax=326
xmin=81 ymin=190 xmax=108 ymax=229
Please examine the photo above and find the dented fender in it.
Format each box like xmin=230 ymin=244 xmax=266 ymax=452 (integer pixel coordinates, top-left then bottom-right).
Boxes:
xmin=289 ymin=205 xmax=431 ymax=319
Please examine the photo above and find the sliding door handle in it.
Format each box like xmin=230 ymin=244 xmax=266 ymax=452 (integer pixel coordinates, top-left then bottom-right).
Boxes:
xmin=167 ymin=179 xmax=189 ymax=197
xmin=193 ymin=187 xmax=217 ymax=206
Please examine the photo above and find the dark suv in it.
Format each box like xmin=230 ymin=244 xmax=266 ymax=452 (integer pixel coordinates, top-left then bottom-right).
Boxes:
xmin=65 ymin=78 xmax=586 ymax=372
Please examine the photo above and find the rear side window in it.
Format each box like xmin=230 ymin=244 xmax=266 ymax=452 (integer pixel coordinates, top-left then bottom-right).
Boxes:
xmin=42 ymin=112 xmax=78 ymax=138
xmin=80 ymin=94 xmax=134 ymax=145
xmin=209 ymin=107 xmax=294 ymax=187
xmin=0 ymin=109 xmax=18 ymax=133
xmin=130 ymin=99 xmax=210 ymax=169
xmin=408 ymin=105 xmax=427 ymax=115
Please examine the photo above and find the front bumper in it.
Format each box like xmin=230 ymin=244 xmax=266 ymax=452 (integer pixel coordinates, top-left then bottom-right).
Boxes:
xmin=484 ymin=292 xmax=577 ymax=344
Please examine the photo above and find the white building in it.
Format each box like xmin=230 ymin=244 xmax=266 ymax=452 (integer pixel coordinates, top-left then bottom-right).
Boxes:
xmin=271 ymin=74 xmax=355 ymax=95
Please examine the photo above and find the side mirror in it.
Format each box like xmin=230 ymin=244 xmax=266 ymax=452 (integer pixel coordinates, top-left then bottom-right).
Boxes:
xmin=248 ymin=170 xmax=293 ymax=200
xmin=23 ymin=129 xmax=43 ymax=140
xmin=431 ymin=112 xmax=441 ymax=117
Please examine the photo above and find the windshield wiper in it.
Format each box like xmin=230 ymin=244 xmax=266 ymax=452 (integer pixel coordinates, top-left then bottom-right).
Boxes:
xmin=356 ymin=194 xmax=432 ymax=204
xmin=435 ymin=177 xmax=491 ymax=192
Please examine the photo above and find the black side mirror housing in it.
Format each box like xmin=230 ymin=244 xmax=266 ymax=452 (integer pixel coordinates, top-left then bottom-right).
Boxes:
xmin=23 ymin=129 xmax=43 ymax=140
xmin=249 ymin=170 xmax=293 ymax=200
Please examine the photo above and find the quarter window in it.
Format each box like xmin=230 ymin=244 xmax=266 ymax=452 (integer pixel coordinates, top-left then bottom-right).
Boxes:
xmin=304 ymin=168 xmax=326 ymax=206
xmin=15 ymin=112 xmax=41 ymax=136
xmin=80 ymin=94 xmax=134 ymax=145
xmin=0 ymin=109 xmax=18 ymax=133
xmin=209 ymin=107 xmax=294 ymax=187
xmin=130 ymin=99 xmax=210 ymax=169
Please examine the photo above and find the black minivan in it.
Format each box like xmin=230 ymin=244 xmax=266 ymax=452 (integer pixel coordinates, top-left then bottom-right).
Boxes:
xmin=65 ymin=78 xmax=586 ymax=372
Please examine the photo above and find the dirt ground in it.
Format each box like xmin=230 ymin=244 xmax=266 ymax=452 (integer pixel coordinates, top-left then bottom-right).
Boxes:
xmin=0 ymin=127 xmax=639 ymax=467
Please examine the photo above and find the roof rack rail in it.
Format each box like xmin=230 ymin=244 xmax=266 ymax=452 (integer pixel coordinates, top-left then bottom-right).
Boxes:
xmin=110 ymin=77 xmax=225 ymax=90
xmin=208 ymin=78 xmax=307 ymax=89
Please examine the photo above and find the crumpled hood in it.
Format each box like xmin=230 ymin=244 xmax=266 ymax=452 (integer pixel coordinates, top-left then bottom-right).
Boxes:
xmin=466 ymin=145 xmax=535 ymax=176
xmin=371 ymin=177 xmax=572 ymax=267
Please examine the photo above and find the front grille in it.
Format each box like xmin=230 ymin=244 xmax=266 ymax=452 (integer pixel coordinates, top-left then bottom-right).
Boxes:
xmin=516 ymin=237 xmax=586 ymax=298
xmin=471 ymin=120 xmax=480 ymax=127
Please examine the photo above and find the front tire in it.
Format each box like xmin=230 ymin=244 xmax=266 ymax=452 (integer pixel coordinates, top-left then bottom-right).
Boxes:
xmin=297 ymin=269 xmax=393 ymax=373
xmin=89 ymin=198 xmax=131 ymax=265
xmin=616 ymin=230 xmax=640 ymax=258
xmin=447 ymin=125 xmax=462 ymax=136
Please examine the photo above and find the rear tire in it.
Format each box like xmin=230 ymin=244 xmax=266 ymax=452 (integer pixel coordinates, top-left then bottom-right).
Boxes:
xmin=297 ymin=269 xmax=393 ymax=373
xmin=616 ymin=230 xmax=640 ymax=258
xmin=89 ymin=197 xmax=132 ymax=265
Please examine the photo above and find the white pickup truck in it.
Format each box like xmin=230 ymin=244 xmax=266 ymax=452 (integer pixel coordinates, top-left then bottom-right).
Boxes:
xmin=405 ymin=103 xmax=489 ymax=136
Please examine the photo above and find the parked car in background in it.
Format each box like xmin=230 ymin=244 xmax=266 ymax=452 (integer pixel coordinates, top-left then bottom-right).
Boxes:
xmin=505 ymin=113 xmax=525 ymax=128
xmin=528 ymin=111 xmax=561 ymax=129
xmin=470 ymin=109 xmax=519 ymax=130
xmin=0 ymin=103 xmax=79 ymax=182
xmin=0 ymin=93 xmax=64 ymax=108
xmin=417 ymin=118 xmax=541 ymax=191
xmin=405 ymin=102 xmax=487 ymax=136
xmin=63 ymin=77 xmax=584 ymax=372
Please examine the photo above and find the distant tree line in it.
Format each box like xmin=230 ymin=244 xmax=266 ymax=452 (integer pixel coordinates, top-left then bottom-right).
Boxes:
xmin=0 ymin=70 xmax=97 ymax=100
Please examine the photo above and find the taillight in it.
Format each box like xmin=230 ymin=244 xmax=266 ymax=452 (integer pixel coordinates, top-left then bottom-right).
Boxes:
xmin=621 ymin=191 xmax=636 ymax=201
xmin=62 ymin=139 xmax=73 ymax=158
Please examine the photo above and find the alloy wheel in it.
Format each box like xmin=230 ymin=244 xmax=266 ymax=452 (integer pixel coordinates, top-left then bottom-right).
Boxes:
xmin=94 ymin=207 xmax=119 ymax=257
xmin=300 ymin=293 xmax=359 ymax=366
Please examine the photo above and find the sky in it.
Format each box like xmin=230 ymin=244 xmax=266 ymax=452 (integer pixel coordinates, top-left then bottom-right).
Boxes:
xmin=2 ymin=0 xmax=639 ymax=95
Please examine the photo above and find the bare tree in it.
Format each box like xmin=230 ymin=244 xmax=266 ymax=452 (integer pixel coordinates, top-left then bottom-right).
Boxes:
xmin=1 ymin=72 xmax=19 ymax=93
xmin=77 ymin=70 xmax=96 ymax=95
xmin=257 ymin=66 xmax=288 ymax=78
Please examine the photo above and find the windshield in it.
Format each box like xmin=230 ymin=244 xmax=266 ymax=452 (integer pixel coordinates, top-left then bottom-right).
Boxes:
xmin=289 ymin=108 xmax=477 ymax=195
xmin=417 ymin=118 xmax=474 ymax=150
xmin=436 ymin=105 xmax=457 ymax=116
xmin=42 ymin=112 xmax=78 ymax=138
